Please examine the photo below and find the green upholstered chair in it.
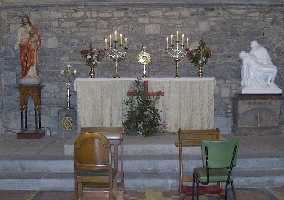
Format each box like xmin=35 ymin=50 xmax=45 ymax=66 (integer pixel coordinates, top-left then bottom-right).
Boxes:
xmin=192 ymin=138 xmax=239 ymax=200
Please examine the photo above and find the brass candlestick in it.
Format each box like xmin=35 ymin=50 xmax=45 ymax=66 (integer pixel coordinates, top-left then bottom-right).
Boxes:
xmin=80 ymin=44 xmax=106 ymax=78
xmin=166 ymin=31 xmax=189 ymax=78
xmin=137 ymin=46 xmax=151 ymax=77
xmin=105 ymin=30 xmax=128 ymax=78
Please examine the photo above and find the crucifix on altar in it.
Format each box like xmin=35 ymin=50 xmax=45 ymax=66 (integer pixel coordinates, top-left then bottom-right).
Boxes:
xmin=127 ymin=80 xmax=164 ymax=97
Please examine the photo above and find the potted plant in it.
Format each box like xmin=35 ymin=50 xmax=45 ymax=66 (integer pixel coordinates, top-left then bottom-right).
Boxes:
xmin=123 ymin=78 xmax=161 ymax=136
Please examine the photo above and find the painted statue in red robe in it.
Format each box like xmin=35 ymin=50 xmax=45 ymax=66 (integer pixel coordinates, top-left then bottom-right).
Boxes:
xmin=16 ymin=16 xmax=41 ymax=84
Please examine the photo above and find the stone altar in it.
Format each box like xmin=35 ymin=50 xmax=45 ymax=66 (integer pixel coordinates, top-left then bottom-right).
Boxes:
xmin=74 ymin=78 xmax=215 ymax=132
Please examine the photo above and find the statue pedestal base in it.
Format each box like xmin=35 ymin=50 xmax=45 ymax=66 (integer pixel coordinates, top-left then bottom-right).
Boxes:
xmin=242 ymin=84 xmax=282 ymax=94
xmin=233 ymin=94 xmax=282 ymax=135
xmin=17 ymin=129 xmax=45 ymax=139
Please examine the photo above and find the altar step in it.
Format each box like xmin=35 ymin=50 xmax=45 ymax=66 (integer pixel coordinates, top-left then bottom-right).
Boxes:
xmin=0 ymin=134 xmax=284 ymax=191
xmin=0 ymin=156 xmax=284 ymax=191
xmin=0 ymin=169 xmax=284 ymax=191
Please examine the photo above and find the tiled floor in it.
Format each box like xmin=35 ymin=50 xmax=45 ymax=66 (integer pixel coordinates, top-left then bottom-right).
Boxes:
xmin=0 ymin=187 xmax=283 ymax=200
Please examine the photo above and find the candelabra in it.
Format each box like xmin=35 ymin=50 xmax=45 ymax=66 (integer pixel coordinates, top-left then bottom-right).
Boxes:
xmin=137 ymin=46 xmax=151 ymax=77
xmin=105 ymin=30 xmax=128 ymax=78
xmin=60 ymin=64 xmax=77 ymax=109
xmin=80 ymin=44 xmax=106 ymax=78
xmin=165 ymin=31 xmax=189 ymax=78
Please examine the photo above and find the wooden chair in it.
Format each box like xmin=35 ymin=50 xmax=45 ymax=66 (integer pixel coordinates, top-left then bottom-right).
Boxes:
xmin=74 ymin=132 xmax=115 ymax=200
xmin=80 ymin=127 xmax=124 ymax=187
xmin=176 ymin=128 xmax=221 ymax=193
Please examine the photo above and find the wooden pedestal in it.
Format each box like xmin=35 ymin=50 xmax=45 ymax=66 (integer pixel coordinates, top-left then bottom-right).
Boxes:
xmin=17 ymin=84 xmax=45 ymax=139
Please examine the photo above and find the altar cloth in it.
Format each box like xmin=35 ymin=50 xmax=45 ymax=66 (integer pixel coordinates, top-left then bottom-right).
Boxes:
xmin=74 ymin=78 xmax=215 ymax=132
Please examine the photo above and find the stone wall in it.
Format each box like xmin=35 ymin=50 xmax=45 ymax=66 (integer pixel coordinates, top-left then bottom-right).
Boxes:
xmin=0 ymin=1 xmax=284 ymax=135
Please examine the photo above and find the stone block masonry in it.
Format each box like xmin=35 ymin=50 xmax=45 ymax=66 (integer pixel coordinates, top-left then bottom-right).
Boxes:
xmin=0 ymin=1 xmax=284 ymax=135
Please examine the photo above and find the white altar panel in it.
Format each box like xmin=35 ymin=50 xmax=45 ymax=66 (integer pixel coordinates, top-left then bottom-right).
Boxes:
xmin=74 ymin=78 xmax=215 ymax=132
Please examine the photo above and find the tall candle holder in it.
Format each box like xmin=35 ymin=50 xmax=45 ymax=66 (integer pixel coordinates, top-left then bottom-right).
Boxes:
xmin=59 ymin=64 xmax=77 ymax=135
xmin=105 ymin=30 xmax=128 ymax=78
xmin=60 ymin=64 xmax=77 ymax=109
xmin=165 ymin=31 xmax=189 ymax=78
xmin=80 ymin=44 xmax=106 ymax=78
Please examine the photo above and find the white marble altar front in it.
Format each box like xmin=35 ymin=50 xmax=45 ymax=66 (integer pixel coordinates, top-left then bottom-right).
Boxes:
xmin=74 ymin=78 xmax=215 ymax=132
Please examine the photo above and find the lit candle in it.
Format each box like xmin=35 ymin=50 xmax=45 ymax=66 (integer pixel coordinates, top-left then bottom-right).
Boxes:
xmin=124 ymin=37 xmax=128 ymax=47
xmin=181 ymin=34 xmax=184 ymax=46
xmin=105 ymin=38 xmax=108 ymax=48
xmin=186 ymin=37 xmax=189 ymax=48
xmin=176 ymin=30 xmax=179 ymax=41
xmin=109 ymin=34 xmax=112 ymax=48
xmin=120 ymin=33 xmax=123 ymax=45
xmin=114 ymin=30 xmax=118 ymax=41
xmin=166 ymin=37 xmax=169 ymax=49
xmin=170 ymin=34 xmax=173 ymax=45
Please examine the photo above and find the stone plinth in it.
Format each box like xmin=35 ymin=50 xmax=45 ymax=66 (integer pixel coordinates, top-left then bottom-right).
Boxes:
xmin=233 ymin=94 xmax=282 ymax=135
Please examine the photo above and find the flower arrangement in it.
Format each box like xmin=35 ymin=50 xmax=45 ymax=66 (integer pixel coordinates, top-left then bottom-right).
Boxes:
xmin=123 ymin=78 xmax=161 ymax=137
xmin=187 ymin=40 xmax=212 ymax=77
xmin=80 ymin=44 xmax=106 ymax=78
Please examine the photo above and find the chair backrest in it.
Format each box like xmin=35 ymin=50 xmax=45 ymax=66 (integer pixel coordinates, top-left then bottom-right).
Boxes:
xmin=81 ymin=127 xmax=124 ymax=140
xmin=81 ymin=127 xmax=124 ymax=133
xmin=74 ymin=132 xmax=110 ymax=166
xmin=176 ymin=128 xmax=220 ymax=147
xmin=201 ymin=138 xmax=239 ymax=169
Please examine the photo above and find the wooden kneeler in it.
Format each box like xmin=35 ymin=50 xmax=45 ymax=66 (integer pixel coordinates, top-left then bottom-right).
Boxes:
xmin=175 ymin=128 xmax=221 ymax=195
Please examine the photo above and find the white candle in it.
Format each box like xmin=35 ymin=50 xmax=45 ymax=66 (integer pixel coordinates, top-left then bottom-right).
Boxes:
xmin=186 ymin=37 xmax=189 ymax=48
xmin=166 ymin=37 xmax=169 ymax=49
xmin=105 ymin=38 xmax=108 ymax=48
xmin=120 ymin=34 xmax=123 ymax=45
xmin=109 ymin=34 xmax=112 ymax=47
xmin=181 ymin=34 xmax=184 ymax=46
xmin=125 ymin=37 xmax=128 ymax=47
xmin=114 ymin=30 xmax=118 ymax=41
xmin=170 ymin=34 xmax=173 ymax=45
xmin=176 ymin=30 xmax=179 ymax=41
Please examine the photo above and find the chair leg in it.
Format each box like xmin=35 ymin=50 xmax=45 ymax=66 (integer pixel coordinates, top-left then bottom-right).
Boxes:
xmin=192 ymin=174 xmax=195 ymax=200
xmin=196 ymin=179 xmax=199 ymax=200
xmin=230 ymin=180 xmax=237 ymax=200
xmin=225 ymin=181 xmax=229 ymax=200
xmin=78 ymin=182 xmax=83 ymax=200
xmin=75 ymin=178 xmax=78 ymax=200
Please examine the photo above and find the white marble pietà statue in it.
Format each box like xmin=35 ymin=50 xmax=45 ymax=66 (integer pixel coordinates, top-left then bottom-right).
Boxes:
xmin=240 ymin=40 xmax=282 ymax=94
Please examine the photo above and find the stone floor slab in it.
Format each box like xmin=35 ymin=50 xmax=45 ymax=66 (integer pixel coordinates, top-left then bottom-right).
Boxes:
xmin=0 ymin=188 xmax=283 ymax=200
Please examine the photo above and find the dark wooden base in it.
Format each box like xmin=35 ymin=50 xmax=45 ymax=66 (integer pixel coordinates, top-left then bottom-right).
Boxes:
xmin=17 ymin=129 xmax=45 ymax=139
